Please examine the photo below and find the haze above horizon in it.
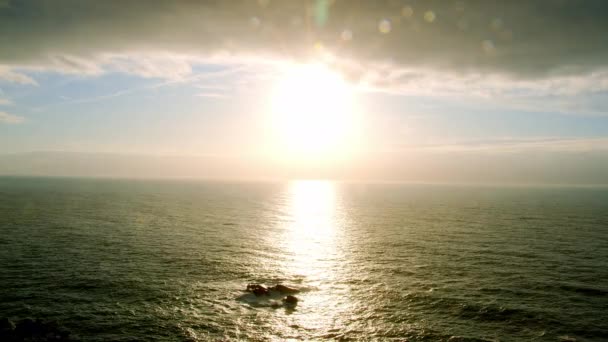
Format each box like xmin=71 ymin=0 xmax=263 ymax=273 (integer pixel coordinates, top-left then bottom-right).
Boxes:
xmin=1 ymin=0 xmax=608 ymax=184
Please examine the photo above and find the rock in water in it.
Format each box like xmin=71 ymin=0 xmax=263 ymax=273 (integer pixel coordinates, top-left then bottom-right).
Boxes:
xmin=270 ymin=284 xmax=299 ymax=294
xmin=246 ymin=284 xmax=269 ymax=296
xmin=283 ymin=295 xmax=298 ymax=306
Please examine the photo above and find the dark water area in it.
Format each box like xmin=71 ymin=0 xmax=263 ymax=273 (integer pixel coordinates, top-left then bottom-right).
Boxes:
xmin=1 ymin=177 xmax=607 ymax=341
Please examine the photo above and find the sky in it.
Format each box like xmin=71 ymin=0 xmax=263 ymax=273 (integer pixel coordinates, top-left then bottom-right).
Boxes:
xmin=1 ymin=0 xmax=608 ymax=184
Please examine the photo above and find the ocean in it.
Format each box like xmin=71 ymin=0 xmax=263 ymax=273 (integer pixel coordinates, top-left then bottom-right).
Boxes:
xmin=0 ymin=177 xmax=607 ymax=341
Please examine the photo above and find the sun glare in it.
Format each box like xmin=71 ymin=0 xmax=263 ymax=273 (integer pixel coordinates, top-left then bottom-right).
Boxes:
xmin=269 ymin=63 xmax=358 ymax=162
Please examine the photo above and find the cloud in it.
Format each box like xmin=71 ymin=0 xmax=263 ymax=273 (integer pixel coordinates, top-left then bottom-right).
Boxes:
xmin=0 ymin=111 xmax=24 ymax=123
xmin=353 ymin=64 xmax=608 ymax=98
xmin=402 ymin=137 xmax=608 ymax=154
xmin=0 ymin=66 xmax=37 ymax=85
xmin=1 ymin=0 xmax=607 ymax=114
xmin=342 ymin=61 xmax=608 ymax=115
xmin=1 ymin=1 xmax=607 ymax=77
xmin=0 ymin=98 xmax=11 ymax=105
xmin=32 ymin=64 xmax=247 ymax=111
xmin=104 ymin=53 xmax=195 ymax=81
xmin=196 ymin=92 xmax=226 ymax=99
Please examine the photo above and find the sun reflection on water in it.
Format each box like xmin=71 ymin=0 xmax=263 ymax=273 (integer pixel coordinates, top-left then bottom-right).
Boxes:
xmin=274 ymin=180 xmax=355 ymax=337
xmin=289 ymin=180 xmax=336 ymax=234
xmin=279 ymin=180 xmax=342 ymax=280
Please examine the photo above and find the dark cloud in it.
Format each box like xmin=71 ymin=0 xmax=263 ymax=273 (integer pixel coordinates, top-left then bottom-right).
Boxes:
xmin=1 ymin=0 xmax=608 ymax=78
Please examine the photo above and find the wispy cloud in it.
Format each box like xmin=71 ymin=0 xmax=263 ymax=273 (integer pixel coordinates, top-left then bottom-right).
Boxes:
xmin=196 ymin=92 xmax=226 ymax=98
xmin=0 ymin=67 xmax=37 ymax=85
xmin=195 ymin=85 xmax=228 ymax=91
xmin=400 ymin=137 xmax=608 ymax=154
xmin=352 ymin=63 xmax=608 ymax=98
xmin=344 ymin=60 xmax=608 ymax=116
xmin=0 ymin=111 xmax=25 ymax=124
xmin=106 ymin=53 xmax=194 ymax=81
xmin=31 ymin=63 xmax=247 ymax=111
xmin=0 ymin=98 xmax=11 ymax=105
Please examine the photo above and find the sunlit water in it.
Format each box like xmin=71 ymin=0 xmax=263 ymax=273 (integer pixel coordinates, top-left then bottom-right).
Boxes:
xmin=1 ymin=177 xmax=607 ymax=341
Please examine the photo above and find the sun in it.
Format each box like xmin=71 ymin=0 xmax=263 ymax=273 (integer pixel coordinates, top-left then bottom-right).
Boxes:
xmin=268 ymin=63 xmax=359 ymax=162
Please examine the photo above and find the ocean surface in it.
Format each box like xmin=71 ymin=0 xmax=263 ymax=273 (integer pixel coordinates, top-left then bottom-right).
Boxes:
xmin=1 ymin=177 xmax=607 ymax=341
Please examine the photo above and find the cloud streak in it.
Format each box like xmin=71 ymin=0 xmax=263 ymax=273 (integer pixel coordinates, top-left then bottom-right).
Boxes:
xmin=32 ymin=64 xmax=248 ymax=111
xmin=0 ymin=66 xmax=37 ymax=85
xmin=0 ymin=111 xmax=24 ymax=124
xmin=400 ymin=137 xmax=608 ymax=154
